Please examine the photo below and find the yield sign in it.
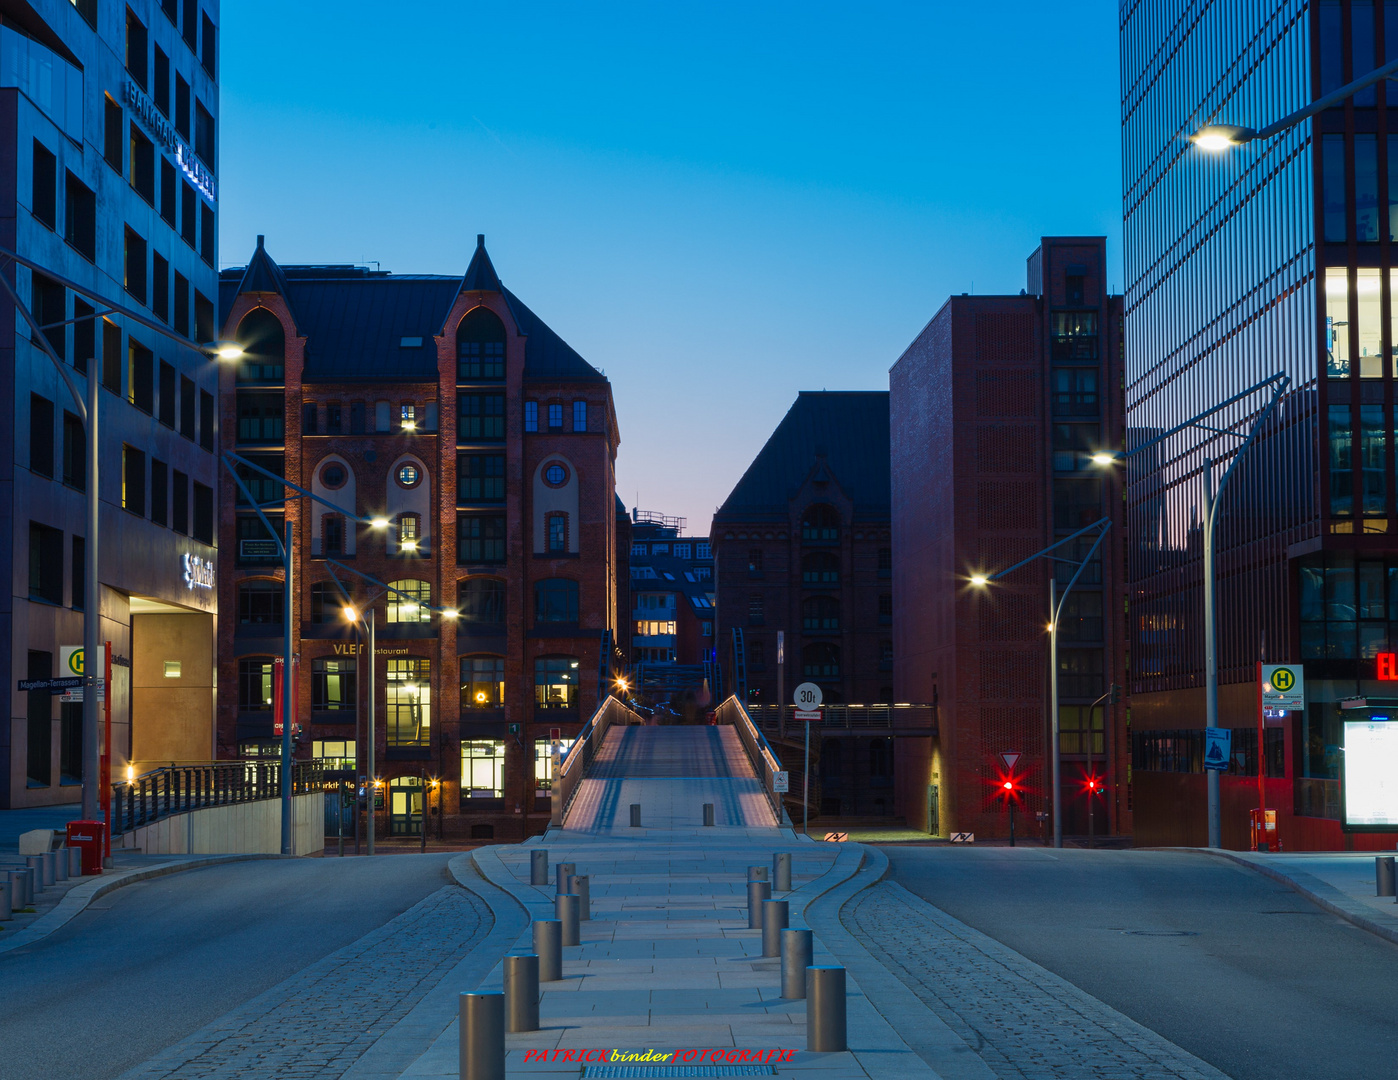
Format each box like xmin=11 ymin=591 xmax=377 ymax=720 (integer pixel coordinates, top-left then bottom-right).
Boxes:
xmin=1000 ymin=751 xmax=1021 ymax=771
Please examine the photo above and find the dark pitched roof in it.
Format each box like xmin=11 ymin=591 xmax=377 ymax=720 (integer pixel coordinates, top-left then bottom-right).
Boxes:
xmin=713 ymin=391 xmax=890 ymax=524
xmin=219 ymin=237 xmax=604 ymax=383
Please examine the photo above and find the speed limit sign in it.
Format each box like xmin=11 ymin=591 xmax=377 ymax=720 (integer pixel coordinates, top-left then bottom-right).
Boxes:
xmin=793 ymin=682 xmax=823 ymax=708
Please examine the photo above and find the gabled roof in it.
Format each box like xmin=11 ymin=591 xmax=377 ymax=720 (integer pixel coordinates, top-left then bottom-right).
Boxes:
xmin=713 ymin=391 xmax=890 ymax=524
xmin=219 ymin=236 xmax=605 ymax=383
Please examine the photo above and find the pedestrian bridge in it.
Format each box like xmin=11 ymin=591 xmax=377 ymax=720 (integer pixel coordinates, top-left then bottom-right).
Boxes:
xmin=553 ymin=699 xmax=788 ymax=832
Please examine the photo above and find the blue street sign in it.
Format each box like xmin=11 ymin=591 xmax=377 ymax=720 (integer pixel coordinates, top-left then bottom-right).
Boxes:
xmin=1204 ymin=727 xmax=1231 ymax=771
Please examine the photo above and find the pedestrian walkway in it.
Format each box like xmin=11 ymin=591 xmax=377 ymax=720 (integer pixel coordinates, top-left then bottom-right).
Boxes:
xmin=1213 ymin=848 xmax=1398 ymax=945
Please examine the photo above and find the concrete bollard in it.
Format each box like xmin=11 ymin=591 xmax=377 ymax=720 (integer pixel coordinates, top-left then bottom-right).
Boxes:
xmin=67 ymin=847 xmax=82 ymax=877
xmin=0 ymin=876 xmax=11 ymax=921
xmin=533 ymin=919 xmax=563 ymax=981
xmin=53 ymin=847 xmax=68 ymax=883
xmin=703 ymin=803 xmax=715 ymax=826
xmin=26 ymin=855 xmax=46 ymax=890
xmin=531 ymin=849 xmax=549 ymax=886
xmin=555 ymin=862 xmax=576 ymax=896
xmin=782 ymin=928 xmax=813 ymax=999
xmin=806 ymin=966 xmax=847 ymax=1052
xmin=41 ymin=851 xmax=57 ymax=886
xmin=630 ymin=803 xmax=642 ymax=827
xmin=747 ymin=865 xmax=769 ymax=882
xmin=1379 ymin=856 xmax=1395 ymax=897
xmin=762 ymin=899 xmax=789 ymax=958
xmin=556 ymin=893 xmax=581 ymax=946
xmin=773 ymin=852 xmax=792 ymax=892
xmin=504 ymin=954 xmax=540 ymax=1033
xmin=567 ymin=874 xmax=591 ymax=920
xmin=458 ymin=991 xmax=505 ymax=1080
xmin=747 ymin=879 xmax=771 ymax=929
xmin=9 ymin=870 xmax=28 ymax=909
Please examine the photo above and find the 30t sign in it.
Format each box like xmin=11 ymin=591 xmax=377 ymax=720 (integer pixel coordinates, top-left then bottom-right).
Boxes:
xmin=794 ymin=681 xmax=823 ymax=721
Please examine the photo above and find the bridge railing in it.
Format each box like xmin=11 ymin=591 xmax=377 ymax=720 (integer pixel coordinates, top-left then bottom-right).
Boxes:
xmin=110 ymin=760 xmax=326 ymax=838
xmin=552 ymin=694 xmax=647 ymax=827
xmin=744 ymin=703 xmax=938 ymax=736
xmin=714 ymin=695 xmax=788 ymax=827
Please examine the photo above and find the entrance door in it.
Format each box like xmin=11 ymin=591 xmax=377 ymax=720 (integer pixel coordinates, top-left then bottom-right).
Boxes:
xmin=926 ymin=783 xmax=939 ymax=835
xmin=389 ymin=778 xmax=423 ymax=836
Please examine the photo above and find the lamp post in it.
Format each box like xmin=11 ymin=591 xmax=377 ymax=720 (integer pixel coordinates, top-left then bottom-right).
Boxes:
xmin=341 ymin=601 xmax=377 ymax=854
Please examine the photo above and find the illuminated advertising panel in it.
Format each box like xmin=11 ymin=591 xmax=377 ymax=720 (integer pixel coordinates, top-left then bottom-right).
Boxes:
xmin=1343 ymin=721 xmax=1398 ymax=830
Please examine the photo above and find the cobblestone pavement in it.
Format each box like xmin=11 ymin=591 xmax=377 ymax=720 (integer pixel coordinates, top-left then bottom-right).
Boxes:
xmin=115 ymin=884 xmax=492 ymax=1080
xmin=843 ymin=881 xmax=1230 ymax=1080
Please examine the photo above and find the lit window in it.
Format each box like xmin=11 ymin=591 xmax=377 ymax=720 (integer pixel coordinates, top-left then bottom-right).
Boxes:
xmin=386 ymin=579 xmax=431 ymax=622
xmin=312 ymin=739 xmax=356 ymax=770
xmin=461 ymin=655 xmax=504 ymax=708
xmin=400 ymin=404 xmax=417 ymax=429
xmin=535 ymin=737 xmax=576 ymax=792
xmin=462 ymin=740 xmax=506 ymax=796
xmin=312 ymin=657 xmax=356 ymax=710
xmin=386 ymin=658 xmax=431 ymax=747
xmin=535 ymin=656 xmax=579 ymax=709
xmin=397 ymin=463 xmax=420 ymax=487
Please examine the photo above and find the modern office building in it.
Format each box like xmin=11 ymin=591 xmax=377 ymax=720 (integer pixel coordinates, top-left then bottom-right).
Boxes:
xmin=890 ymin=238 xmax=1127 ymax=841
xmin=217 ymin=235 xmax=623 ymax=842
xmin=1 ymin=1 xmax=221 ymax=808
xmin=1121 ymin=0 xmax=1398 ymax=848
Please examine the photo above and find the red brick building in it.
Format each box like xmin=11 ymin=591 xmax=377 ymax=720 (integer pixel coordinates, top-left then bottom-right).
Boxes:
xmin=216 ymin=235 xmax=622 ymax=841
xmin=889 ymin=238 xmax=1127 ymax=841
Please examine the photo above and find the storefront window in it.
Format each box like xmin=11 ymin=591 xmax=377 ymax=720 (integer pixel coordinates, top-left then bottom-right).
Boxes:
xmin=312 ymin=739 xmax=356 ymax=770
xmin=462 ymin=740 xmax=505 ymax=797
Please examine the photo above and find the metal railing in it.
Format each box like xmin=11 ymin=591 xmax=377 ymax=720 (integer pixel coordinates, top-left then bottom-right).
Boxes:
xmin=714 ymin=695 xmax=787 ymax=827
xmin=552 ymin=695 xmax=647 ymax=827
xmin=744 ymin=703 xmax=937 ymax=736
xmin=110 ymin=760 xmax=326 ymax=838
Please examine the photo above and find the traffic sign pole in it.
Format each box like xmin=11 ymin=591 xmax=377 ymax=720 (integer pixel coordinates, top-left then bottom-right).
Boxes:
xmin=793 ymin=681 xmax=823 ymax=837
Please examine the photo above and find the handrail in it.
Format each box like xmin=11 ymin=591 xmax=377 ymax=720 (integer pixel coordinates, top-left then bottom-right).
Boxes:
xmin=109 ymin=760 xmax=326 ymax=838
xmin=713 ymin=695 xmax=787 ymax=827
xmin=551 ymin=694 xmax=647 ymax=827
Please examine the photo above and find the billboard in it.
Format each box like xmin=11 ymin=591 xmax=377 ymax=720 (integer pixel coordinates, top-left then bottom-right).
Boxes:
xmin=1343 ymin=721 xmax=1398 ymax=830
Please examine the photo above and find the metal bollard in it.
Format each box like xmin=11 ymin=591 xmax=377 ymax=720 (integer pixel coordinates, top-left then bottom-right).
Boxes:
xmin=0 ymin=876 xmax=11 ymax=921
xmin=703 ymin=803 xmax=715 ymax=826
xmin=9 ymin=870 xmax=28 ymax=909
xmin=504 ymin=954 xmax=540 ymax=1032
xmin=630 ymin=803 xmax=642 ymax=827
xmin=555 ymin=862 xmax=576 ymax=896
xmin=531 ymin=849 xmax=549 ymax=886
xmin=1379 ymin=856 xmax=1395 ymax=897
xmin=747 ymin=865 xmax=769 ymax=882
xmin=567 ymin=874 xmax=591 ymax=920
xmin=53 ymin=847 xmax=68 ymax=883
xmin=41 ymin=851 xmax=57 ymax=886
xmin=806 ymin=966 xmax=847 ymax=1052
xmin=67 ymin=847 xmax=82 ymax=877
xmin=26 ymin=855 xmax=45 ymax=890
xmin=773 ymin=852 xmax=792 ymax=892
xmin=533 ymin=919 xmax=563 ymax=981
xmin=458 ymin=991 xmax=505 ymax=1080
xmin=761 ymin=899 xmax=789 ymax=958
xmin=747 ymin=879 xmax=771 ymax=929
xmin=782 ymin=928 xmax=813 ymax=998
xmin=24 ymin=867 xmax=38 ymax=904
xmin=556 ymin=893 xmax=581 ymax=946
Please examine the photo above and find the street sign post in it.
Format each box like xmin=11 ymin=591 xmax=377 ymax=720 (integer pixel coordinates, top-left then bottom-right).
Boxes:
xmin=1260 ymin=664 xmax=1304 ymax=709
xmin=794 ymin=682 xmax=823 ymax=836
xmin=1000 ymin=751 xmax=1020 ymax=771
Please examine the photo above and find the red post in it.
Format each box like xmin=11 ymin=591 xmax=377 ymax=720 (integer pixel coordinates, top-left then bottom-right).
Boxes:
xmin=1256 ymin=661 xmax=1266 ymax=851
xmin=102 ymin=642 xmax=112 ymax=856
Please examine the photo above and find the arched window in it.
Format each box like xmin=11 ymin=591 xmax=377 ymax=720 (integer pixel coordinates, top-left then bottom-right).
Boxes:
xmin=461 ymin=655 xmax=505 ymax=708
xmin=458 ymin=577 xmax=505 ymax=627
xmin=802 ymin=595 xmax=840 ymax=632
xmin=801 ymin=551 xmax=840 ymax=586
xmin=237 ymin=580 xmax=282 ymax=625
xmin=235 ymin=308 xmax=285 ymax=383
xmin=535 ymin=655 xmax=579 ymax=709
xmin=801 ymin=505 xmax=840 ymax=543
xmin=386 ymin=579 xmax=431 ymax=623
xmin=535 ymin=578 xmax=579 ymax=624
xmin=802 ymin=642 xmax=840 ymax=679
xmin=457 ymin=307 xmax=506 ymax=382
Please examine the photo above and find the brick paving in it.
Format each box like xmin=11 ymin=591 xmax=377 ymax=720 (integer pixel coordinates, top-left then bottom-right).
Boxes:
xmin=115 ymin=884 xmax=491 ymax=1080
xmin=842 ymin=881 xmax=1229 ymax=1080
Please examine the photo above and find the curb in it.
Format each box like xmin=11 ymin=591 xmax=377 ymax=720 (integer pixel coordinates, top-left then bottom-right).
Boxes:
xmin=0 ymin=853 xmax=290 ymax=956
xmin=1197 ymin=848 xmax=1398 ymax=949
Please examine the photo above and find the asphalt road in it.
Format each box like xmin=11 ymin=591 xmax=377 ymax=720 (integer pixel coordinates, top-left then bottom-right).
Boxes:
xmin=0 ymin=854 xmax=455 ymax=1080
xmin=883 ymin=846 xmax=1398 ymax=1080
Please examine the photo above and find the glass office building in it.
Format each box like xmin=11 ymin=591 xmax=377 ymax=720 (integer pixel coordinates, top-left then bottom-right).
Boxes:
xmin=1122 ymin=0 xmax=1398 ymax=846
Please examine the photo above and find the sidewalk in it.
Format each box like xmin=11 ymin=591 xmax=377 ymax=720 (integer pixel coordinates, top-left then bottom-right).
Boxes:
xmin=396 ymin=828 xmax=937 ymax=1079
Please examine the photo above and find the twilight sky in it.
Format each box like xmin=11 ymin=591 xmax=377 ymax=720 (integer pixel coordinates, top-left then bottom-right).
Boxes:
xmin=218 ymin=2 xmax=1122 ymax=535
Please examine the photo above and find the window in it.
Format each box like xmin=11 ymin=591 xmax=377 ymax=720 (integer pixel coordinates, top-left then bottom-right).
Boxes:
xmin=326 ymin=403 xmax=342 ymax=435
xmin=70 ymin=299 xmax=93 ymax=374
xmin=156 ymin=360 xmax=176 ymax=426
xmin=102 ymin=320 xmax=122 ymax=394
xmin=1358 ymin=134 xmax=1380 ymax=243
xmin=459 ymin=577 xmax=505 ymax=627
xmin=801 ymin=551 xmax=839 ymax=586
xmin=544 ymin=462 xmax=567 ymax=486
xmin=802 ymin=505 xmax=839 ymax=543
xmin=32 ymin=140 xmax=55 ymax=228
xmin=547 ymin=402 xmax=563 ymax=429
xmin=1331 ymin=405 xmax=1353 ymax=519
xmin=29 ymin=395 xmax=53 ymax=478
xmin=524 ymin=400 xmax=538 ymax=432
xmin=696 ymin=542 xmax=711 ymax=559
xmin=173 ymin=271 xmax=189 ymax=336
xmin=160 ymin=158 xmax=176 ymax=224
xmin=199 ymin=202 xmax=214 ymax=264
xmin=194 ymin=99 xmax=215 ymax=166
xmin=1052 ymin=368 xmax=1098 ymax=416
xmin=175 ymin=72 xmax=190 ymax=141
xmin=200 ymin=12 xmax=216 ymax=74
xmin=308 ymin=581 xmax=342 ymax=624
xmin=126 ymin=7 xmax=148 ymax=87
xmin=192 ymin=482 xmax=213 ymax=543
xmin=323 ymin=514 xmax=344 ymax=557
xmin=180 ymin=376 xmax=196 ymax=438
xmin=748 ymin=594 xmax=764 ymax=624
xmin=1052 ymin=479 xmax=1102 ymax=529
xmin=398 ymin=513 xmax=421 ymax=552
xmin=153 ymin=44 xmax=169 ymax=113
xmin=180 ymin=180 xmax=196 ymax=246
xmin=104 ymin=95 xmax=123 ymax=172
xmin=152 ymin=254 xmax=169 ymax=323
xmin=748 ymin=549 xmax=763 ymax=575
xmin=1059 ymin=705 xmax=1105 ymax=756
xmin=238 ymin=393 xmax=284 ymax=443
xmin=635 ymin=620 xmax=676 ymax=636
xmin=457 ymin=307 xmax=506 ymax=380
xmin=674 ymin=543 xmax=692 ymax=559
xmin=172 ymin=470 xmax=188 ymax=533
xmin=32 ymin=274 xmax=65 ymax=358
xmin=879 ymin=593 xmax=893 ymax=623
xmin=535 ymin=737 xmax=576 ymax=792
xmin=200 ymin=389 xmax=215 ymax=449
xmin=150 ymin=459 xmax=168 ymax=526
xmin=802 ymin=595 xmax=839 ymax=632
xmin=459 ymin=514 xmax=506 ymax=563
xmin=1056 ymin=648 xmax=1104 ymax=698
xmin=461 ymin=656 xmax=505 ymax=708
xmin=238 ymin=581 xmax=284 ymax=627
xmin=749 ymin=639 xmax=766 ymax=668
xmin=65 ymin=172 xmax=95 ymax=260
xmin=400 ymin=403 xmax=416 ymax=430
xmin=547 ymin=513 xmax=568 ymax=553
xmin=461 ymin=740 xmax=506 ymax=796
xmin=28 ymin=522 xmax=63 ymax=604
xmin=312 ymin=658 xmax=356 ymax=711
xmin=802 ymin=642 xmax=840 ymax=679
xmin=124 ymin=226 xmax=147 ymax=304
xmin=312 ymin=739 xmax=355 ymax=770
xmin=350 ymin=401 xmax=365 ymax=434
xmin=72 ymin=536 xmax=85 ymax=611
xmin=572 ymin=400 xmax=587 ymax=432
xmin=385 ymin=658 xmax=431 ymax=747
xmin=632 ymin=543 xmax=648 ymax=557
xmin=397 ymin=462 xmax=420 ymax=487
xmin=386 ymin=579 xmax=432 ymax=623
xmin=1052 ymin=424 xmax=1099 ymax=472
xmin=375 ymin=400 xmax=390 ymax=431
xmin=1058 ymin=591 xmax=1102 ymax=641
xmin=1362 ymin=405 xmax=1387 ymax=523
xmin=238 ymin=659 xmax=274 ymax=711
xmin=458 ymin=454 xmax=505 ymax=502
xmin=878 ymin=547 xmax=892 ymax=575
xmin=459 ymin=393 xmax=505 ymax=440
xmin=1050 ymin=311 xmax=1099 ymax=361
xmin=62 ymin=412 xmax=84 ymax=489
xmin=236 ymin=309 xmax=285 ymax=382
xmin=1324 ymin=133 xmax=1347 ymax=245
xmin=302 ymin=402 xmax=319 ymax=435
xmin=128 ymin=339 xmax=153 ymax=412
xmin=122 ymin=446 xmax=145 ymax=515
xmin=130 ymin=123 xmax=154 ymax=204
xmin=535 ymin=656 xmax=579 ymax=709
xmin=535 ymin=578 xmax=579 ymax=624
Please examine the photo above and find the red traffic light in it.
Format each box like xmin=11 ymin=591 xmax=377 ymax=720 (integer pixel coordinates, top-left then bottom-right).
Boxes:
xmin=1002 ymin=780 xmax=1013 ymax=791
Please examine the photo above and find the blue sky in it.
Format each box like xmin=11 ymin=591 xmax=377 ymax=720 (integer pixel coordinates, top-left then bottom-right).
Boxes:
xmin=219 ymin=2 xmax=1122 ymax=534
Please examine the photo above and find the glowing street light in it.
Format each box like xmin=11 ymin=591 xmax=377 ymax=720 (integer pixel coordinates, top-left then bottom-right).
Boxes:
xmin=969 ymin=574 xmax=989 ymax=588
xmin=1090 ymin=452 xmax=1117 ymax=467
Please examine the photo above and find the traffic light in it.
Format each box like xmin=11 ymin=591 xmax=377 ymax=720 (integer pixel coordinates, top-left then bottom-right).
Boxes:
xmin=1084 ymin=775 xmax=1104 ymax=797
xmin=1108 ymin=683 xmax=1121 ymax=705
